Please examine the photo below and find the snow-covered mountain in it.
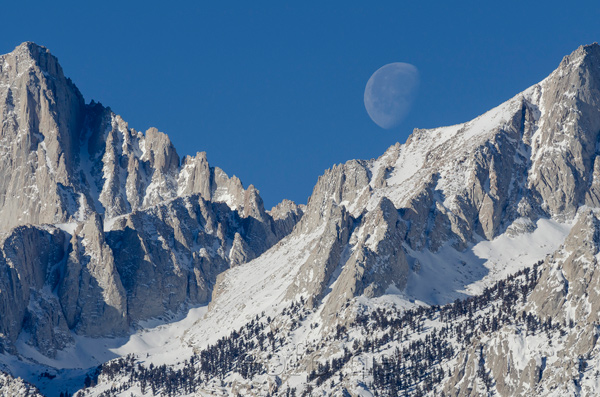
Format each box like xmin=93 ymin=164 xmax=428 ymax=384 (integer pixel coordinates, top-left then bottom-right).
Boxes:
xmin=0 ymin=42 xmax=302 ymax=359
xmin=2 ymin=41 xmax=600 ymax=396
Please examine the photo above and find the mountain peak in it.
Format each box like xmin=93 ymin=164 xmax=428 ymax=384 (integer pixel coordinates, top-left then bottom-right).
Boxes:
xmin=558 ymin=42 xmax=600 ymax=72
xmin=579 ymin=41 xmax=600 ymax=54
xmin=2 ymin=41 xmax=65 ymax=82
xmin=14 ymin=41 xmax=49 ymax=53
xmin=10 ymin=41 xmax=49 ymax=63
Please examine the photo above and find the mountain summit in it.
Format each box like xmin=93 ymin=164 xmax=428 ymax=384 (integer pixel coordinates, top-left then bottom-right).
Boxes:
xmin=2 ymin=42 xmax=600 ymax=396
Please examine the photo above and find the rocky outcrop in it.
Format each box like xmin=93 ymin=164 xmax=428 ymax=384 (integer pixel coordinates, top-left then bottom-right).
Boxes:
xmin=439 ymin=207 xmax=600 ymax=397
xmin=284 ymin=201 xmax=354 ymax=308
xmin=527 ymin=208 xmax=600 ymax=324
xmin=0 ymin=371 xmax=43 ymax=397
xmin=320 ymin=197 xmax=409 ymax=322
xmin=0 ymin=226 xmax=68 ymax=356
xmin=84 ymin=104 xmax=277 ymax=222
xmin=282 ymin=159 xmax=410 ymax=324
xmin=269 ymin=199 xmax=305 ymax=238
xmin=0 ymin=221 xmax=125 ymax=356
xmin=364 ymin=93 xmax=541 ymax=251
xmin=58 ymin=214 xmax=128 ymax=337
xmin=531 ymin=45 xmax=600 ymax=217
xmin=0 ymin=190 xmax=294 ymax=356
xmin=107 ymin=194 xmax=276 ymax=320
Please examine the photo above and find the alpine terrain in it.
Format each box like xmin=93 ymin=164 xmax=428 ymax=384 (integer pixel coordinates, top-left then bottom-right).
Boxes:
xmin=1 ymin=41 xmax=600 ymax=396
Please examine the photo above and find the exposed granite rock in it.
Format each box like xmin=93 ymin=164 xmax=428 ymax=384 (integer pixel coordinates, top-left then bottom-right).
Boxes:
xmin=320 ymin=197 xmax=409 ymax=323
xmin=528 ymin=208 xmax=600 ymax=323
xmin=268 ymin=199 xmax=305 ymax=238
xmin=531 ymin=44 xmax=600 ymax=218
xmin=0 ymin=42 xmax=84 ymax=230
xmin=0 ymin=225 xmax=67 ymax=356
xmin=0 ymin=42 xmax=294 ymax=232
xmin=0 ymin=192 xmax=291 ymax=356
xmin=58 ymin=213 xmax=128 ymax=337
xmin=0 ymin=371 xmax=43 ymax=397
xmin=284 ymin=200 xmax=354 ymax=308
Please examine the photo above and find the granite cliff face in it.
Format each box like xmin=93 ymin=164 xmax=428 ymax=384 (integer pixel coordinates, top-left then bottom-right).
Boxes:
xmin=0 ymin=42 xmax=302 ymax=357
xmin=0 ymin=42 xmax=84 ymax=230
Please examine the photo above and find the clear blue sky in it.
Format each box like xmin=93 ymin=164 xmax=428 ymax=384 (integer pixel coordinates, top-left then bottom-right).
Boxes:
xmin=2 ymin=1 xmax=599 ymax=208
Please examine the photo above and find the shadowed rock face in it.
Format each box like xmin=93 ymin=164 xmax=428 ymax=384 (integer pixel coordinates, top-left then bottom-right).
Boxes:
xmin=0 ymin=42 xmax=303 ymax=356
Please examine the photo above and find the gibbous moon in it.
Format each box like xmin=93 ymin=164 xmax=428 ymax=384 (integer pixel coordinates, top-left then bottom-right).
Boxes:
xmin=364 ymin=63 xmax=419 ymax=129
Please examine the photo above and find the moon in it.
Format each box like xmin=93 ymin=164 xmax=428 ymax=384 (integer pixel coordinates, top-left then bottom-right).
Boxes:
xmin=364 ymin=63 xmax=419 ymax=129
